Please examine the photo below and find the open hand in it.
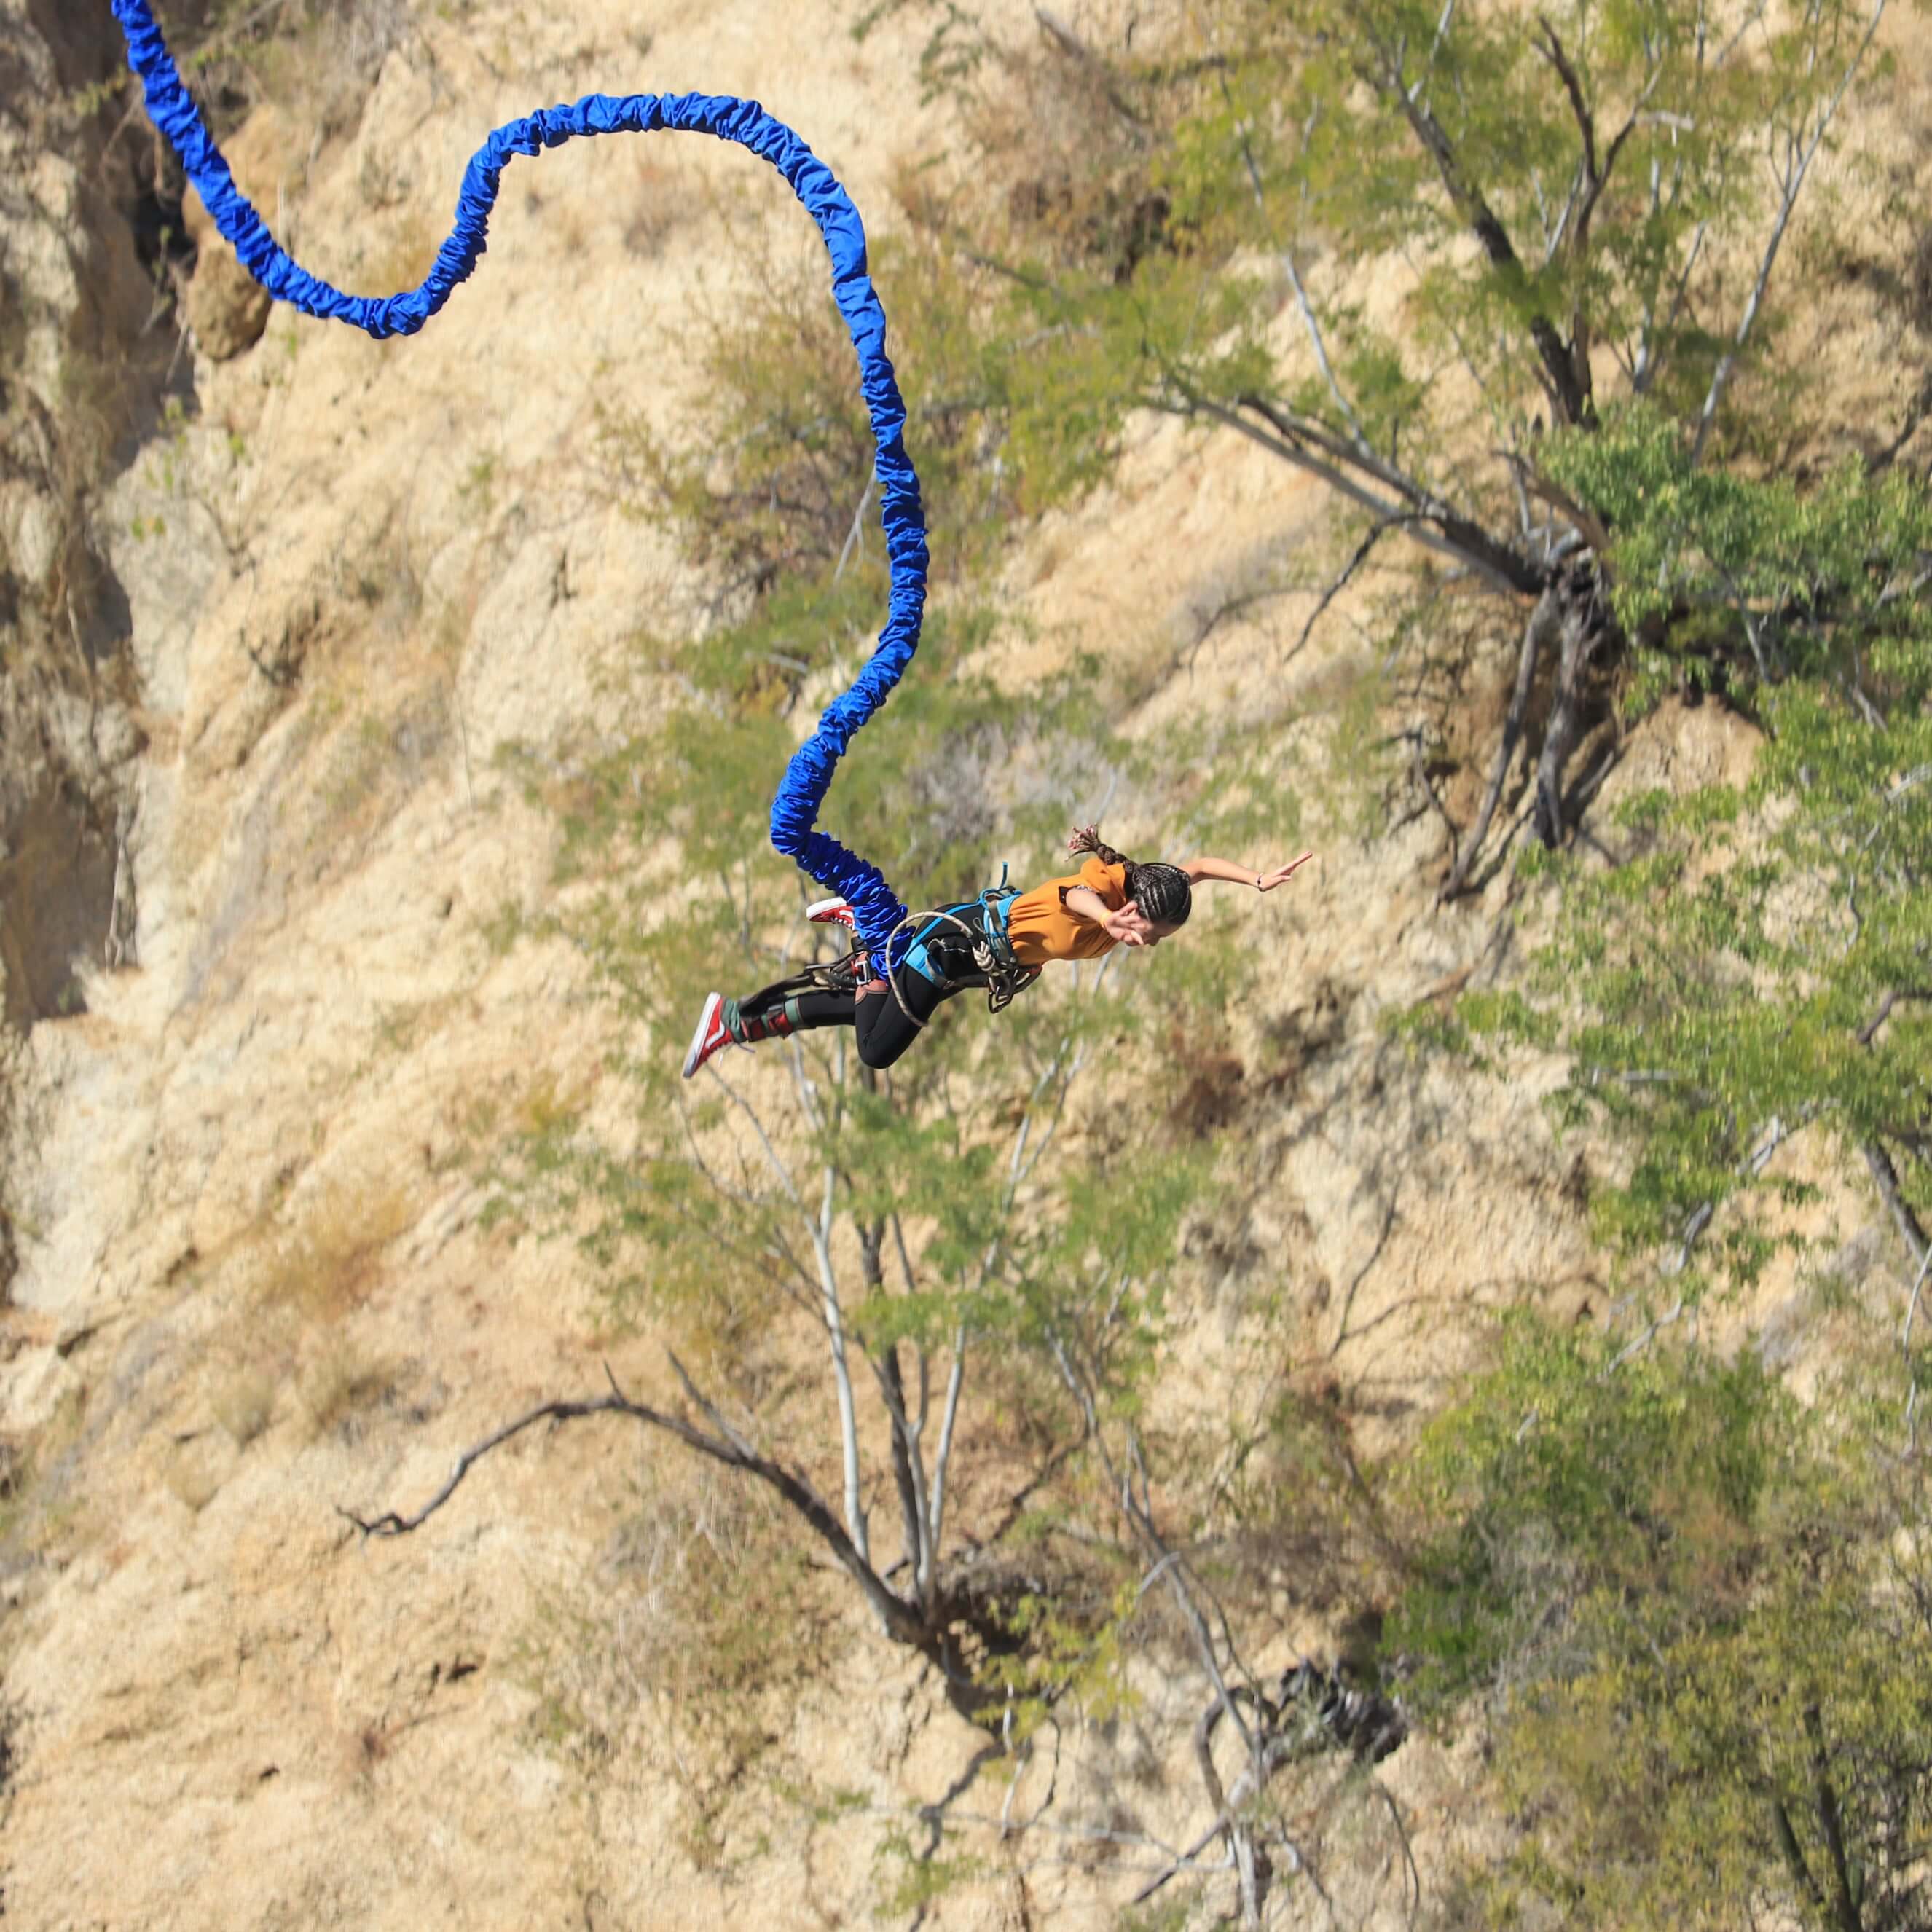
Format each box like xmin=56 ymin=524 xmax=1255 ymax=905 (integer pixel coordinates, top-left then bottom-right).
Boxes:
xmin=1257 ymin=852 xmax=1316 ymax=892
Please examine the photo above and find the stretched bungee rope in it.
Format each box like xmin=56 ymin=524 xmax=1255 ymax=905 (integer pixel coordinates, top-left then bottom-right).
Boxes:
xmin=111 ymin=0 xmax=924 ymax=959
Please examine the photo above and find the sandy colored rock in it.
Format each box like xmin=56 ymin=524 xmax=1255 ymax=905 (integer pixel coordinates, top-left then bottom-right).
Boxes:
xmin=0 ymin=0 xmax=1927 ymax=1925
xmin=186 ymin=244 xmax=274 ymax=361
xmin=182 ymin=105 xmax=305 ymax=358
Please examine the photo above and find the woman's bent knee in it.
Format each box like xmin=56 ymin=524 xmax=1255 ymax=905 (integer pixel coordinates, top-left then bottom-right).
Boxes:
xmin=858 ymin=1029 xmax=912 ymax=1070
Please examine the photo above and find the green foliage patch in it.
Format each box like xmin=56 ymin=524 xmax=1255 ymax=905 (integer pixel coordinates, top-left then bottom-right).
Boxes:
xmin=1391 ymin=1317 xmax=1932 ymax=1931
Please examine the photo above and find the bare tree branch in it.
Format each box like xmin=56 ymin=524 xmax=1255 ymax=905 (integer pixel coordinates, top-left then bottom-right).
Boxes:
xmin=1865 ymin=1138 xmax=1930 ymax=1272
xmin=1034 ymin=7 xmax=1149 ymax=137
xmin=1160 ymin=384 xmax=1539 ymax=595
xmin=1281 ymin=251 xmax=1377 ymax=460
xmin=1534 ymin=573 xmax=1609 ymax=849
xmin=1441 ymin=589 xmax=1560 ymax=900
xmin=806 ymin=1161 xmax=871 ymax=1568
xmin=1603 ymin=1115 xmax=1806 ymax=1374
xmin=1512 ymin=455 xmax=1612 ymax=557
xmin=1295 ymin=515 xmax=1427 ymax=659
xmin=831 ymin=476 xmax=872 ymax=584
xmin=1388 ymin=58 xmax=1591 ymax=423
xmin=1692 ymin=0 xmax=1888 ymax=460
xmin=1633 ymin=221 xmax=1707 ymax=396
xmin=1858 ymin=989 xmax=1932 ymax=1047
xmin=341 ymin=1355 xmax=943 ymax=1655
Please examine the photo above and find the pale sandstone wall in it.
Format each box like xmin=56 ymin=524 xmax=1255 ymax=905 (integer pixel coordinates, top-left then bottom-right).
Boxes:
xmin=0 ymin=2 xmax=1925 ymax=1926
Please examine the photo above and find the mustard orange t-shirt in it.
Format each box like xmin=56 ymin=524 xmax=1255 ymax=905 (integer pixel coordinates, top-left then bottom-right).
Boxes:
xmin=1005 ymin=857 xmax=1128 ymax=967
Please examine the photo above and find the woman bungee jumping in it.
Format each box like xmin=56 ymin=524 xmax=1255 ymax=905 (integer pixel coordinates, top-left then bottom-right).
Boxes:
xmin=683 ymin=826 xmax=1316 ymax=1077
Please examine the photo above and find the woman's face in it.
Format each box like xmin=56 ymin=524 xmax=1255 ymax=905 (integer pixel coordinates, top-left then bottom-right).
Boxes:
xmin=1114 ymin=904 xmax=1182 ymax=949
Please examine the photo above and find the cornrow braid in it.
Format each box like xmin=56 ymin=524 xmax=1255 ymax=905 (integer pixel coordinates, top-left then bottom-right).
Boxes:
xmin=1067 ymin=825 xmax=1193 ymax=930
xmin=1067 ymin=823 xmax=1130 ymax=868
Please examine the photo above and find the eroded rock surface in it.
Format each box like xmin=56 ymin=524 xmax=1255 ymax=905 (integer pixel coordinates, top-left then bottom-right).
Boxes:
xmin=0 ymin=1 xmax=1925 ymax=1925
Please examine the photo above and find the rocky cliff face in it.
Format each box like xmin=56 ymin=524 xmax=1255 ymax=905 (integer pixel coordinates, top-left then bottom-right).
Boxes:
xmin=0 ymin=1 xmax=170 ymax=1305
xmin=0 ymin=2 xmax=1917 ymax=1926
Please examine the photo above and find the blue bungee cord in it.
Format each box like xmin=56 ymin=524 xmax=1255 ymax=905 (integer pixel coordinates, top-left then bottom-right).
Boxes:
xmin=111 ymin=0 xmax=924 ymax=957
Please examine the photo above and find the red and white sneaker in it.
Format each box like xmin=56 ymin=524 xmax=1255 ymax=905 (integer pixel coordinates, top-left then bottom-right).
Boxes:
xmin=808 ymin=896 xmax=869 ymax=977
xmin=681 ymin=991 xmax=737 ymax=1080
xmin=806 ymin=896 xmax=857 ymax=932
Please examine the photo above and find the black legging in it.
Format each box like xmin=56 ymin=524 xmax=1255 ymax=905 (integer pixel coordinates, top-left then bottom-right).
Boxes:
xmin=739 ymin=903 xmax=1002 ymax=1069
xmin=740 ymin=968 xmax=957 ymax=1070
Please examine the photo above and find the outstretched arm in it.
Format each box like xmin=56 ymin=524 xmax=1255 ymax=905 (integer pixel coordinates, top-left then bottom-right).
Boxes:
xmin=1184 ymin=852 xmax=1316 ymax=892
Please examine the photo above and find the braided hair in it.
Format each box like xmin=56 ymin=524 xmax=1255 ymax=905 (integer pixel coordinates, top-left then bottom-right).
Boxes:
xmin=1067 ymin=825 xmax=1192 ymax=929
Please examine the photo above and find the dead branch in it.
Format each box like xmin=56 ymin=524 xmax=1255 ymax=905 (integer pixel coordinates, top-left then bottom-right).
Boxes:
xmin=1805 ymin=1704 xmax=1865 ymax=1932
xmin=1239 ymin=391 xmax=1542 ymax=593
xmin=1131 ymin=1665 xmax=1407 ymax=1909
xmin=1440 ymin=589 xmax=1560 ymax=900
xmin=1033 ymin=8 xmax=1148 ymax=137
xmin=1774 ymin=1794 xmax=1829 ymax=1920
xmin=1533 ymin=570 xmax=1609 ymax=849
xmin=1692 ymin=0 xmax=1888 ymax=460
xmin=1049 ymin=1335 xmax=1402 ymax=1925
xmin=340 ymin=1356 xmax=936 ymax=1655
xmin=831 ymin=476 xmax=872 ymax=584
xmin=1857 ymin=990 xmax=1932 ymax=1048
xmin=1865 ymin=1139 xmax=1930 ymax=1271
xmin=1511 ymin=456 xmax=1612 ymax=559
xmin=1331 ymin=1192 xmax=1400 ymax=1356
xmin=1603 ymin=1115 xmax=1805 ymax=1373
xmin=1295 ymin=514 xmax=1426 ymax=660
xmin=1392 ymin=726 xmax=1464 ymax=862
xmin=1280 ymin=250 xmax=1378 ymax=460
xmin=1534 ymin=17 xmax=1599 ymax=202
xmin=1536 ymin=18 xmax=1659 ymax=279
xmin=1389 ymin=55 xmax=1590 ymax=424
xmin=1165 ymin=384 xmax=1539 ymax=595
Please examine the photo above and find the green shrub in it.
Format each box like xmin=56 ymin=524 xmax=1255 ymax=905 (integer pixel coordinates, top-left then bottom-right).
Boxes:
xmin=1390 ymin=1317 xmax=1932 ymax=1931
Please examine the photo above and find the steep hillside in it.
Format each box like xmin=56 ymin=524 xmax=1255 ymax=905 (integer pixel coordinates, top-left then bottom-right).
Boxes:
xmin=1 ymin=1 xmax=1926 ymax=1927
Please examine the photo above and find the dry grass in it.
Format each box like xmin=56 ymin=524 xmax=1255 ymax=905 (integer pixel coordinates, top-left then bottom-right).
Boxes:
xmin=297 ymin=1339 xmax=397 ymax=1442
xmin=256 ymin=1177 xmax=415 ymax=1324
xmin=277 ymin=515 xmax=478 ymax=859
xmin=518 ymin=1457 xmax=824 ymax=1839
xmin=624 ymin=158 xmax=694 ymax=259
xmin=246 ymin=1172 xmax=414 ymax=1442
xmin=212 ymin=0 xmax=415 ymax=144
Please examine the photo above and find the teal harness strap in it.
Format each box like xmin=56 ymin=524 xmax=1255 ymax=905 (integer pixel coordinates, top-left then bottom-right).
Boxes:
xmin=899 ymin=868 xmax=1020 ymax=986
xmin=884 ymin=868 xmax=1039 ymax=1018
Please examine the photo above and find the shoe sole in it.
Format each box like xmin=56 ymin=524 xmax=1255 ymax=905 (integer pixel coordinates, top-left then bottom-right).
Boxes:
xmin=682 ymin=991 xmax=723 ymax=1080
xmin=806 ymin=897 xmax=856 ymax=928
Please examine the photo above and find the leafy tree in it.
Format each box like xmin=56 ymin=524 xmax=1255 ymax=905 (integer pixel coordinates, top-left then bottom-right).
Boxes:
xmin=592 ymin=229 xmax=1018 ymax=710
xmin=444 ymin=657 xmax=1164 ymax=1699
xmin=362 ymin=682 xmax=1414 ymax=1920
xmin=1404 ymin=410 xmax=1931 ymax=1366
xmin=1390 ymin=1316 xmax=1932 ymax=1931
xmin=877 ymin=0 xmax=1901 ymax=873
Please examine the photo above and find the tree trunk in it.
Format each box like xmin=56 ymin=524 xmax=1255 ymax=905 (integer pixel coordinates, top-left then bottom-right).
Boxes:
xmin=1533 ymin=562 xmax=1610 ymax=849
xmin=1440 ymin=588 xmax=1560 ymax=901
